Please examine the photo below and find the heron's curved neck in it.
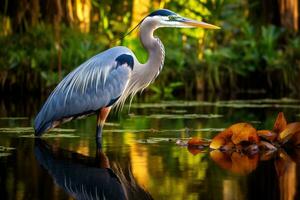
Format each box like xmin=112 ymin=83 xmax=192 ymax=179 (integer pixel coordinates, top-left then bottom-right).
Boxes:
xmin=139 ymin=21 xmax=165 ymax=72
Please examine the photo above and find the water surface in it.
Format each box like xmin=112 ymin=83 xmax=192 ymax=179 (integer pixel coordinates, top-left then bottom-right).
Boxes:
xmin=0 ymin=97 xmax=300 ymax=199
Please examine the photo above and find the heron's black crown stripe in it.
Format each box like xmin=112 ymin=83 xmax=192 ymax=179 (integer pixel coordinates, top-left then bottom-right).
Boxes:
xmin=148 ymin=9 xmax=176 ymax=17
xmin=115 ymin=54 xmax=134 ymax=70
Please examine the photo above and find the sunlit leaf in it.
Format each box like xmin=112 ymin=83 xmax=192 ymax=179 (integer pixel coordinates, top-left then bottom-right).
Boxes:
xmin=187 ymin=137 xmax=209 ymax=147
xmin=273 ymin=112 xmax=287 ymax=133
xmin=257 ymin=130 xmax=277 ymax=142
xmin=230 ymin=123 xmax=259 ymax=144
xmin=278 ymin=122 xmax=300 ymax=144
xmin=209 ymin=129 xmax=232 ymax=149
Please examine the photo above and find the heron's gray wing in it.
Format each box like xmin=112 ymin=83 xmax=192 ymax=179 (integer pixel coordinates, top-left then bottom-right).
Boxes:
xmin=34 ymin=47 xmax=134 ymax=135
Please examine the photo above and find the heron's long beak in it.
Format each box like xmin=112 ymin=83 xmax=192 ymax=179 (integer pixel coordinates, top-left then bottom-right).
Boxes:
xmin=181 ymin=18 xmax=220 ymax=29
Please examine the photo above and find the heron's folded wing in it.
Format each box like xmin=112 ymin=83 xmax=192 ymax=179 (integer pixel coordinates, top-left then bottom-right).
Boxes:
xmin=34 ymin=47 xmax=134 ymax=135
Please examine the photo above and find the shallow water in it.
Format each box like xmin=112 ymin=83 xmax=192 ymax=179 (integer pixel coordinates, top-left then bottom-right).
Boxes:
xmin=0 ymin=97 xmax=300 ymax=200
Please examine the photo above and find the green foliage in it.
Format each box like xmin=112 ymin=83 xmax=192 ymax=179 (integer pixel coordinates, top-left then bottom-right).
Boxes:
xmin=0 ymin=24 xmax=103 ymax=87
xmin=0 ymin=0 xmax=299 ymax=95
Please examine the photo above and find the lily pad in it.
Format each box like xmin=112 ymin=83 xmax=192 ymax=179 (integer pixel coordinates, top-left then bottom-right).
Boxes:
xmin=136 ymin=137 xmax=178 ymax=144
xmin=0 ymin=117 xmax=28 ymax=120
xmin=130 ymin=114 xmax=223 ymax=119
xmin=109 ymin=128 xmax=224 ymax=133
xmin=0 ymin=146 xmax=15 ymax=151
xmin=104 ymin=123 xmax=120 ymax=127
xmin=19 ymin=133 xmax=79 ymax=138
xmin=0 ymin=127 xmax=75 ymax=133
xmin=0 ymin=145 xmax=15 ymax=158
xmin=0 ymin=152 xmax=12 ymax=157
xmin=128 ymin=99 xmax=300 ymax=109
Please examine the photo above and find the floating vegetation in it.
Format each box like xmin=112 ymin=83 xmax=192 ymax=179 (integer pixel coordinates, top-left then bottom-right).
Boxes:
xmin=136 ymin=137 xmax=178 ymax=144
xmin=0 ymin=152 xmax=12 ymax=157
xmin=175 ymin=112 xmax=300 ymax=175
xmin=130 ymin=114 xmax=223 ymax=119
xmin=0 ymin=117 xmax=29 ymax=120
xmin=108 ymin=128 xmax=224 ymax=133
xmin=169 ymin=110 xmax=187 ymax=114
xmin=0 ymin=127 xmax=75 ymax=133
xmin=0 ymin=145 xmax=15 ymax=158
xmin=104 ymin=123 xmax=120 ymax=127
xmin=0 ymin=146 xmax=15 ymax=151
xmin=19 ymin=133 xmax=79 ymax=138
xmin=129 ymin=99 xmax=300 ymax=109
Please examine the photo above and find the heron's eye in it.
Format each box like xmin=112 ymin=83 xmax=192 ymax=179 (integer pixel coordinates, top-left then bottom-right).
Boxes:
xmin=168 ymin=15 xmax=178 ymax=21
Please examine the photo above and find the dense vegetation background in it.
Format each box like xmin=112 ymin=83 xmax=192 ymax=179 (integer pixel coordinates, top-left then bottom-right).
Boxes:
xmin=0 ymin=0 xmax=299 ymax=98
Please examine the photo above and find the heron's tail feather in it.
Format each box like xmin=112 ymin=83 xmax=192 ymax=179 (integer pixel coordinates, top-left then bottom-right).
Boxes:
xmin=34 ymin=121 xmax=52 ymax=136
xmin=34 ymin=112 xmax=53 ymax=136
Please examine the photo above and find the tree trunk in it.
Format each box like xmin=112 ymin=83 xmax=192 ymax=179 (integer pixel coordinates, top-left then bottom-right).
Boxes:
xmin=278 ymin=0 xmax=299 ymax=31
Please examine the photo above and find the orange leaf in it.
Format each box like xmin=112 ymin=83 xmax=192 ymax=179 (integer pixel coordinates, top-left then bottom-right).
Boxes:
xmin=187 ymin=137 xmax=208 ymax=146
xmin=257 ymin=130 xmax=277 ymax=142
xmin=209 ymin=129 xmax=232 ymax=149
xmin=230 ymin=123 xmax=259 ymax=145
xmin=187 ymin=146 xmax=204 ymax=155
xmin=278 ymin=122 xmax=300 ymax=144
xmin=289 ymin=131 xmax=300 ymax=147
xmin=273 ymin=112 xmax=287 ymax=133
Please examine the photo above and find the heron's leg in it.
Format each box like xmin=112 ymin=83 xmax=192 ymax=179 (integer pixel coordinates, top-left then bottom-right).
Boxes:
xmin=96 ymin=107 xmax=111 ymax=149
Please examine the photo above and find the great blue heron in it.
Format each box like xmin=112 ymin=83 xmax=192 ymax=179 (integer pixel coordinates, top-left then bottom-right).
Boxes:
xmin=34 ymin=9 xmax=219 ymax=141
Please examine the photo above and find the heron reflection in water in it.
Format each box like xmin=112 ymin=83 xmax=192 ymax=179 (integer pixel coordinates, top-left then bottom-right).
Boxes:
xmin=34 ymin=139 xmax=153 ymax=200
xmin=34 ymin=9 xmax=219 ymax=144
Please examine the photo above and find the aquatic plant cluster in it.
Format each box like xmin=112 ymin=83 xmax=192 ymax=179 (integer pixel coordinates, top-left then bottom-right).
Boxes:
xmin=0 ymin=0 xmax=299 ymax=95
xmin=179 ymin=112 xmax=300 ymax=174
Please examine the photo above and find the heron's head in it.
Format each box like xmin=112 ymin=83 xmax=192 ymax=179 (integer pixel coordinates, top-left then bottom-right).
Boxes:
xmin=144 ymin=9 xmax=220 ymax=29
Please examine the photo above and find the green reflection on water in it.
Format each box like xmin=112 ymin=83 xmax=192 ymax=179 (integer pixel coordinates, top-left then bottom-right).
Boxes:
xmin=0 ymin=98 xmax=300 ymax=199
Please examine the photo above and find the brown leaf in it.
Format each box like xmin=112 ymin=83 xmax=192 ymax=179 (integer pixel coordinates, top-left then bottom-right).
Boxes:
xmin=187 ymin=137 xmax=208 ymax=147
xmin=230 ymin=123 xmax=259 ymax=145
xmin=209 ymin=129 xmax=232 ymax=149
xmin=278 ymin=122 xmax=300 ymax=144
xmin=289 ymin=131 xmax=300 ymax=147
xmin=273 ymin=112 xmax=287 ymax=133
xmin=257 ymin=130 xmax=277 ymax=142
xmin=220 ymin=141 xmax=235 ymax=151
xmin=187 ymin=146 xmax=204 ymax=155
xmin=259 ymin=141 xmax=277 ymax=151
